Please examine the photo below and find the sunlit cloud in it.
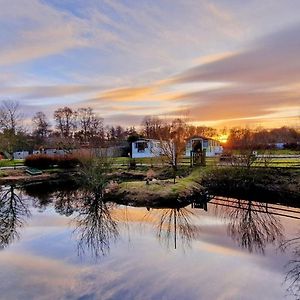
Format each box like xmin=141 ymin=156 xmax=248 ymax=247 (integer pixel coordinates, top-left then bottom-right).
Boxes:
xmin=173 ymin=24 xmax=300 ymax=85
xmin=0 ymin=0 xmax=299 ymax=128
xmin=90 ymin=86 xmax=158 ymax=102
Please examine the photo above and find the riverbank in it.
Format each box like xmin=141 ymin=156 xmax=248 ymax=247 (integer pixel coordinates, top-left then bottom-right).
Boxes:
xmin=104 ymin=168 xmax=205 ymax=206
xmin=1 ymin=166 xmax=299 ymax=206
xmin=201 ymin=167 xmax=300 ymax=203
xmin=0 ymin=169 xmax=75 ymax=185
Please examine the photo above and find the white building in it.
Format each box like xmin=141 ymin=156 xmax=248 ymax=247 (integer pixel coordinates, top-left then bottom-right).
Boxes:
xmin=185 ymin=136 xmax=223 ymax=157
xmin=131 ymin=139 xmax=164 ymax=158
xmin=33 ymin=149 xmax=68 ymax=156
xmin=13 ymin=151 xmax=29 ymax=159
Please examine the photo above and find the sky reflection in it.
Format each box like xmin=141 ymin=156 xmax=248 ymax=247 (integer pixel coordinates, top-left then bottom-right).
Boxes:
xmin=0 ymin=187 xmax=299 ymax=299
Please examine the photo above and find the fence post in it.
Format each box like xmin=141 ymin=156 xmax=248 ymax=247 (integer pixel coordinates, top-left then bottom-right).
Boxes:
xmin=201 ymin=149 xmax=206 ymax=166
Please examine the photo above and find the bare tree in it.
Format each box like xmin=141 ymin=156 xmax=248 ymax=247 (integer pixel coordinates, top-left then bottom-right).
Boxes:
xmin=54 ymin=106 xmax=76 ymax=138
xmin=76 ymin=107 xmax=104 ymax=144
xmin=0 ymin=100 xmax=23 ymax=135
xmin=32 ymin=111 xmax=51 ymax=142
xmin=141 ymin=116 xmax=163 ymax=139
xmin=227 ymin=128 xmax=257 ymax=168
xmin=157 ymin=118 xmax=188 ymax=183
xmin=0 ymin=100 xmax=28 ymax=156
xmin=186 ymin=125 xmax=217 ymax=139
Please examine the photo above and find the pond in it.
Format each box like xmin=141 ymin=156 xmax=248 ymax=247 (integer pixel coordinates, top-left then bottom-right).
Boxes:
xmin=0 ymin=185 xmax=299 ymax=300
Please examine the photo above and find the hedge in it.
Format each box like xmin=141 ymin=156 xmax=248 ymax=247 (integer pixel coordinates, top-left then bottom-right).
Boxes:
xmin=25 ymin=154 xmax=79 ymax=169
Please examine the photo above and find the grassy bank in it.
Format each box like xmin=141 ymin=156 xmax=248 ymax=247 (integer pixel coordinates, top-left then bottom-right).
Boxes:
xmin=106 ymin=165 xmax=300 ymax=206
xmin=104 ymin=168 xmax=205 ymax=206
xmin=1 ymin=156 xmax=299 ymax=206
xmin=201 ymin=167 xmax=300 ymax=202
xmin=0 ymin=159 xmax=24 ymax=167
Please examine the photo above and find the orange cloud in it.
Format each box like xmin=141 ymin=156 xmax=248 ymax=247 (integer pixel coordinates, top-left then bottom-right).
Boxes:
xmin=92 ymin=86 xmax=158 ymax=102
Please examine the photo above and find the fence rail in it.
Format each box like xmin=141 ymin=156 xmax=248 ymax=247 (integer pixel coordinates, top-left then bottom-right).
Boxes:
xmin=209 ymin=196 xmax=300 ymax=220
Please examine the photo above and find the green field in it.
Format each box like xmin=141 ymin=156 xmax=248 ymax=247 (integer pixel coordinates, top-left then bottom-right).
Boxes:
xmin=1 ymin=154 xmax=298 ymax=170
xmin=230 ymin=149 xmax=300 ymax=155
xmin=0 ymin=159 xmax=25 ymax=167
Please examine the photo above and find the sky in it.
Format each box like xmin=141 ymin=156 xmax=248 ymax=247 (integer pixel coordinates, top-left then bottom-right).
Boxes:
xmin=0 ymin=0 xmax=300 ymax=128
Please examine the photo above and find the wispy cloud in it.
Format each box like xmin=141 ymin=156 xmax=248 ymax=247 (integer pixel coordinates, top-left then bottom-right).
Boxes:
xmin=173 ymin=24 xmax=300 ymax=85
xmin=0 ymin=0 xmax=299 ymax=128
xmin=0 ymin=0 xmax=118 ymax=66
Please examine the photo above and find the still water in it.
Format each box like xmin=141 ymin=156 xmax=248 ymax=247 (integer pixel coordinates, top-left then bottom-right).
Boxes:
xmin=0 ymin=185 xmax=299 ymax=300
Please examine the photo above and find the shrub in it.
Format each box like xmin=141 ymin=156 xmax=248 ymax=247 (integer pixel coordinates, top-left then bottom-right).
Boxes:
xmin=56 ymin=155 xmax=79 ymax=168
xmin=25 ymin=154 xmax=55 ymax=169
xmin=25 ymin=154 xmax=79 ymax=169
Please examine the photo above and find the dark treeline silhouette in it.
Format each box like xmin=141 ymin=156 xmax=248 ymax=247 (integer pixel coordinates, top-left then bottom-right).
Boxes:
xmin=227 ymin=127 xmax=300 ymax=150
xmin=0 ymin=100 xmax=299 ymax=155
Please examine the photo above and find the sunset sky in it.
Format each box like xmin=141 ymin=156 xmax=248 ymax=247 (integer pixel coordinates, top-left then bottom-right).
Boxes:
xmin=0 ymin=0 xmax=300 ymax=128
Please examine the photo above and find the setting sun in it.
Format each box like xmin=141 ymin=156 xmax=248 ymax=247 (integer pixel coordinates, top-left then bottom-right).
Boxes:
xmin=216 ymin=134 xmax=229 ymax=144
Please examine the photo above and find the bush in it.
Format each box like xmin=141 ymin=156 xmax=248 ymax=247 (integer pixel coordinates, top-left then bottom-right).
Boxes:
xmin=25 ymin=154 xmax=79 ymax=169
xmin=56 ymin=155 xmax=79 ymax=169
xmin=201 ymin=167 xmax=300 ymax=202
xmin=25 ymin=154 xmax=54 ymax=169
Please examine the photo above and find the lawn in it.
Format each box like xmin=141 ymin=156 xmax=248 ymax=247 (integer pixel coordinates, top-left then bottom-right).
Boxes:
xmin=0 ymin=159 xmax=24 ymax=167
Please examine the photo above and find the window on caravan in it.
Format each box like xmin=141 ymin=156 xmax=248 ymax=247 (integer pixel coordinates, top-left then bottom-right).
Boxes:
xmin=136 ymin=141 xmax=148 ymax=152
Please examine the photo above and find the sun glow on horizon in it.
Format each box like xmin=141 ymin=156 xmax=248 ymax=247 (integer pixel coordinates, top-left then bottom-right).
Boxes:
xmin=216 ymin=134 xmax=229 ymax=144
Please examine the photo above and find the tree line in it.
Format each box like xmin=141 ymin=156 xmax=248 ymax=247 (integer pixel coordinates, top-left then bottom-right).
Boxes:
xmin=0 ymin=100 xmax=299 ymax=155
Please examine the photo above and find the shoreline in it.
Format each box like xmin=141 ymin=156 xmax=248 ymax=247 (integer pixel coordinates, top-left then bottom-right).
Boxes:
xmin=1 ymin=167 xmax=299 ymax=206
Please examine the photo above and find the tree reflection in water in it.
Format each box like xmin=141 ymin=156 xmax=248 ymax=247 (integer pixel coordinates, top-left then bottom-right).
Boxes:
xmin=145 ymin=207 xmax=200 ymax=250
xmin=211 ymin=198 xmax=284 ymax=254
xmin=0 ymin=185 xmax=30 ymax=249
xmin=280 ymin=234 xmax=300 ymax=298
xmin=54 ymin=190 xmax=79 ymax=217
xmin=73 ymin=191 xmax=119 ymax=258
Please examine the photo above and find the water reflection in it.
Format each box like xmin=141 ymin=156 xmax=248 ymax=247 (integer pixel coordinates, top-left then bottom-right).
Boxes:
xmin=0 ymin=185 xmax=30 ymax=249
xmin=23 ymin=181 xmax=78 ymax=213
xmin=33 ymin=186 xmax=120 ymax=259
xmin=145 ymin=207 xmax=200 ymax=250
xmin=1 ymin=184 xmax=300 ymax=299
xmin=73 ymin=191 xmax=119 ymax=258
xmin=281 ymin=234 xmax=300 ymax=298
xmin=54 ymin=190 xmax=79 ymax=217
xmin=209 ymin=197 xmax=284 ymax=254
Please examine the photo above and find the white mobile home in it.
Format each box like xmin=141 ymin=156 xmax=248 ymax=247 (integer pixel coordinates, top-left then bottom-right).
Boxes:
xmin=131 ymin=139 xmax=163 ymax=158
xmin=185 ymin=136 xmax=223 ymax=157
xmin=13 ymin=151 xmax=29 ymax=159
xmin=33 ymin=149 xmax=68 ymax=156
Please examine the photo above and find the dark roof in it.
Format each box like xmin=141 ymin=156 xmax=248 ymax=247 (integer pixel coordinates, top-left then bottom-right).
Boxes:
xmin=187 ymin=135 xmax=218 ymax=142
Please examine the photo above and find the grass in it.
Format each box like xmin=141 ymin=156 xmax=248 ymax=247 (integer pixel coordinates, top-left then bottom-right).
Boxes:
xmin=230 ymin=149 xmax=300 ymax=155
xmin=201 ymin=167 xmax=300 ymax=202
xmin=0 ymin=159 xmax=24 ymax=167
xmin=0 ymin=171 xmax=8 ymax=177
xmin=117 ymin=167 xmax=205 ymax=201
